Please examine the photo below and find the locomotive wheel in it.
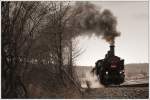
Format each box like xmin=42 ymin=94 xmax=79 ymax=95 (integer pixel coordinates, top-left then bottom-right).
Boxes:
xmin=100 ymin=76 xmax=110 ymax=86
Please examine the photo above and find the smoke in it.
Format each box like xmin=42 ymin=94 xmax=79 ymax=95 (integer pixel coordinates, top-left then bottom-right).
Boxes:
xmin=71 ymin=2 xmax=120 ymax=44
xmin=84 ymin=71 xmax=104 ymax=88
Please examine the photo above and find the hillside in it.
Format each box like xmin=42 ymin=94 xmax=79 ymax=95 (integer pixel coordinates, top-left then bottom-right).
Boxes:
xmin=125 ymin=63 xmax=149 ymax=80
xmin=125 ymin=63 xmax=148 ymax=73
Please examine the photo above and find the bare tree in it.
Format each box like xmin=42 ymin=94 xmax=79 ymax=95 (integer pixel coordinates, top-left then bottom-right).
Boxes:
xmin=30 ymin=1 xmax=84 ymax=90
xmin=2 ymin=1 xmax=49 ymax=98
xmin=2 ymin=1 xmax=86 ymax=98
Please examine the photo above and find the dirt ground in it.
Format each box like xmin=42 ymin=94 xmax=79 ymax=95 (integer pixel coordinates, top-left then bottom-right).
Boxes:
xmin=82 ymin=86 xmax=149 ymax=99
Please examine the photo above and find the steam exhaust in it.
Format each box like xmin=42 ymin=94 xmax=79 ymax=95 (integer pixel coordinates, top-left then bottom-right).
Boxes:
xmin=71 ymin=2 xmax=120 ymax=44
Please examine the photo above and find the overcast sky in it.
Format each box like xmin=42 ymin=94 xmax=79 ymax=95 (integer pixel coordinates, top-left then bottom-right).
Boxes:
xmin=76 ymin=1 xmax=148 ymax=66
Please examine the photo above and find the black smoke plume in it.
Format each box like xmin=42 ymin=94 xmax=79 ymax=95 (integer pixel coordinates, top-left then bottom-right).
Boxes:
xmin=71 ymin=2 xmax=120 ymax=45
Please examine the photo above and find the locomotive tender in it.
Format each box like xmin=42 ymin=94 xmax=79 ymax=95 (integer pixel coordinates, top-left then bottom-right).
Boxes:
xmin=92 ymin=44 xmax=125 ymax=86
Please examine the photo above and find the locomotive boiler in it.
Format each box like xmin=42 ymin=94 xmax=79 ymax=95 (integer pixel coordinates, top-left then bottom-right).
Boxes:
xmin=92 ymin=44 xmax=125 ymax=86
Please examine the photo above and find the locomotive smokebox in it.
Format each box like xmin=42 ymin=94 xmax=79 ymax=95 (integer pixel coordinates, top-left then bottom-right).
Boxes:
xmin=110 ymin=44 xmax=115 ymax=56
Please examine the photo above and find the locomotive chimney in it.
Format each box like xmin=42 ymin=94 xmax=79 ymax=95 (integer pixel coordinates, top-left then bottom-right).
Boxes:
xmin=110 ymin=45 xmax=115 ymax=56
xmin=110 ymin=40 xmax=115 ymax=56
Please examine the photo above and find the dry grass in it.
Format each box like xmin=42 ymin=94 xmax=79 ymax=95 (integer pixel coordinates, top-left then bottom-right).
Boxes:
xmin=22 ymin=65 xmax=82 ymax=98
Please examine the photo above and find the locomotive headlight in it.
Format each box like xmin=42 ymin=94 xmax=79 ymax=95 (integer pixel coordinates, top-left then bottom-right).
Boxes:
xmin=106 ymin=71 xmax=108 ymax=75
xmin=120 ymin=70 xmax=124 ymax=74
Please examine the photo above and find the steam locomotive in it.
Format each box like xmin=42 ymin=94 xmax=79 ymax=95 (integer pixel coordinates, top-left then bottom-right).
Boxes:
xmin=92 ymin=44 xmax=125 ymax=86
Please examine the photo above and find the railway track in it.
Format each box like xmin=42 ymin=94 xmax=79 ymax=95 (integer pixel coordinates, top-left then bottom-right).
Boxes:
xmin=82 ymin=83 xmax=149 ymax=99
xmin=108 ymin=83 xmax=149 ymax=87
